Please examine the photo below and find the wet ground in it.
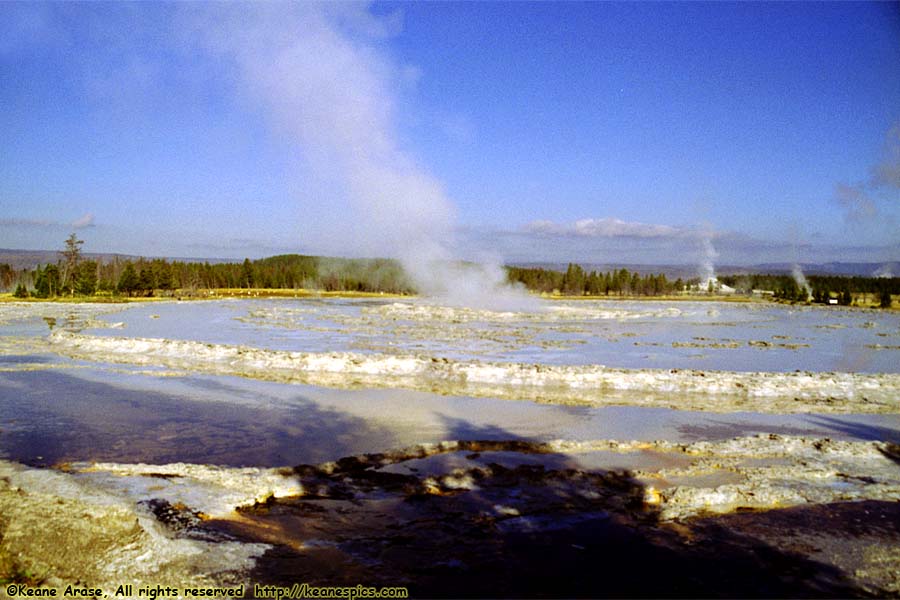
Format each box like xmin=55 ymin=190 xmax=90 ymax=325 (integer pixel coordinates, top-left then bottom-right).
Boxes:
xmin=1 ymin=367 xmax=897 ymax=468
xmin=1 ymin=299 xmax=899 ymax=597
xmin=3 ymin=297 xmax=899 ymax=373
xmin=4 ymin=437 xmax=899 ymax=597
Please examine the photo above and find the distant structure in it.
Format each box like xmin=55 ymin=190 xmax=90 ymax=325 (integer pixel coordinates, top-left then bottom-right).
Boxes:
xmin=693 ymin=277 xmax=735 ymax=294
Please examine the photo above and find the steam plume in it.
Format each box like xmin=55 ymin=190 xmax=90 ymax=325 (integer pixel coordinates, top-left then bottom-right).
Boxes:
xmin=873 ymin=263 xmax=896 ymax=278
xmin=184 ymin=4 xmax=532 ymax=310
xmin=699 ymin=234 xmax=718 ymax=284
xmin=791 ymin=263 xmax=812 ymax=301
xmin=833 ymin=121 xmax=900 ymax=223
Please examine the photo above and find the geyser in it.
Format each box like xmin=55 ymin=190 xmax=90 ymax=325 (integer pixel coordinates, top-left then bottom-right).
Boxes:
xmin=187 ymin=3 xmax=533 ymax=311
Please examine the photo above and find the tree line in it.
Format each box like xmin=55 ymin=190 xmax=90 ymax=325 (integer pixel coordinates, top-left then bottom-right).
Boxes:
xmin=2 ymin=235 xmax=897 ymax=307
xmin=6 ymin=236 xmax=415 ymax=297
xmin=718 ymin=274 xmax=899 ymax=307
xmin=506 ymin=264 xmax=686 ymax=296
xmin=10 ymin=256 xmax=416 ymax=298
xmin=10 ymin=255 xmax=685 ymax=298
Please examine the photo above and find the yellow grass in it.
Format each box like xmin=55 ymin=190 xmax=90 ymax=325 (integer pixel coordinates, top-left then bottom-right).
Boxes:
xmin=0 ymin=288 xmax=411 ymax=303
xmin=195 ymin=288 xmax=411 ymax=299
xmin=541 ymin=292 xmax=757 ymax=303
xmin=0 ymin=289 xmax=895 ymax=309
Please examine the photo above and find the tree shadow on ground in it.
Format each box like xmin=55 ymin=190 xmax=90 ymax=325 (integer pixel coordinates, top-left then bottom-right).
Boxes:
xmin=0 ymin=355 xmax=53 ymax=364
xmin=807 ymin=415 xmax=900 ymax=444
xmin=7 ymin=370 xmax=889 ymax=597
xmin=676 ymin=418 xmax=832 ymax=441
xmin=203 ymin=416 xmax=878 ymax=598
xmin=807 ymin=415 xmax=900 ymax=467
xmin=0 ymin=369 xmax=397 ymax=467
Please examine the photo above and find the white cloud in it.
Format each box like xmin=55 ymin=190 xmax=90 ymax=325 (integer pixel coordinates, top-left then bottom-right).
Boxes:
xmin=0 ymin=213 xmax=96 ymax=231
xmin=0 ymin=218 xmax=56 ymax=228
xmin=833 ymin=120 xmax=900 ymax=224
xmin=459 ymin=222 xmax=900 ymax=267
xmin=71 ymin=213 xmax=95 ymax=228
xmin=523 ymin=217 xmax=684 ymax=239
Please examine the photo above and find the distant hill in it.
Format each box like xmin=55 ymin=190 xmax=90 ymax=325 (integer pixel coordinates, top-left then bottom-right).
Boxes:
xmin=508 ymin=262 xmax=899 ymax=279
xmin=748 ymin=262 xmax=898 ymax=278
xmin=2 ymin=248 xmax=896 ymax=280
xmin=509 ymin=263 xmax=705 ymax=279
xmin=0 ymin=249 xmax=133 ymax=271
xmin=0 ymin=249 xmax=237 ymax=271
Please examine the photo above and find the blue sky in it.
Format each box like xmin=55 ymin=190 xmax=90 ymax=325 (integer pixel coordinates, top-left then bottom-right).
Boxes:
xmin=1 ymin=1 xmax=898 ymax=267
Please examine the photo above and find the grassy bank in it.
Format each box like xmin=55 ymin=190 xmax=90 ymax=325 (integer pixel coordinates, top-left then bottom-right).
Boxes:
xmin=542 ymin=292 xmax=757 ymax=303
xmin=0 ymin=288 xmax=412 ymax=303
xmin=1 ymin=289 xmax=895 ymax=309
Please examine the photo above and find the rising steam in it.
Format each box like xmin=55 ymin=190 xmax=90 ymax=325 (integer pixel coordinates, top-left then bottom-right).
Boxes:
xmin=700 ymin=236 xmax=717 ymax=284
xmin=791 ymin=263 xmax=812 ymax=301
xmin=183 ymin=4 xmax=533 ymax=310
xmin=788 ymin=233 xmax=812 ymax=301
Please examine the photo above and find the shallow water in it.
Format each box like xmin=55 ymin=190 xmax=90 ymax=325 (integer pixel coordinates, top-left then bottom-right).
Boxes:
xmin=0 ymin=299 xmax=900 ymax=579
xmin=0 ymin=300 xmax=898 ymax=452
xmin=57 ymin=298 xmax=900 ymax=373
xmin=2 ymin=297 xmax=899 ymax=592
xmin=1 ymin=365 xmax=897 ymax=469
xmin=1 ymin=299 xmax=898 ymax=468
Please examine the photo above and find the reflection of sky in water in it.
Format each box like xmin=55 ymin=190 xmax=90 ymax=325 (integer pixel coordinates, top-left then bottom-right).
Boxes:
xmin=1 ymin=298 xmax=897 ymax=563
xmin=1 ymin=299 xmax=898 ymax=470
xmin=0 ymin=368 xmax=897 ymax=468
xmin=73 ymin=298 xmax=900 ymax=373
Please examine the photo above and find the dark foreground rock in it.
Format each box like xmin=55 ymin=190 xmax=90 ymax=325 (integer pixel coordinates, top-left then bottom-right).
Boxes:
xmin=199 ymin=442 xmax=897 ymax=598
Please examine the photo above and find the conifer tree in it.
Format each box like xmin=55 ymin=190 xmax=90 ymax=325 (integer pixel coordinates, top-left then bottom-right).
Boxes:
xmin=60 ymin=233 xmax=84 ymax=295
xmin=118 ymin=263 xmax=139 ymax=296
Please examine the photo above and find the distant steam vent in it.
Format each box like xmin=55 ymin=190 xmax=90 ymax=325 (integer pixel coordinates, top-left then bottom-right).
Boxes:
xmin=693 ymin=277 xmax=736 ymax=294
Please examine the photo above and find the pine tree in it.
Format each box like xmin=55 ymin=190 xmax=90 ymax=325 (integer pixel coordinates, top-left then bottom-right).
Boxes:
xmin=840 ymin=289 xmax=853 ymax=306
xmin=74 ymin=261 xmax=98 ymax=296
xmin=137 ymin=267 xmax=156 ymax=296
xmin=118 ymin=263 xmax=139 ymax=296
xmin=587 ymin=271 xmax=601 ymax=295
xmin=60 ymin=233 xmax=84 ymax=295
xmin=33 ymin=264 xmax=60 ymax=298
xmin=0 ymin=263 xmax=14 ymax=290
xmin=155 ymin=261 xmax=176 ymax=292
xmin=241 ymin=258 xmax=255 ymax=289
